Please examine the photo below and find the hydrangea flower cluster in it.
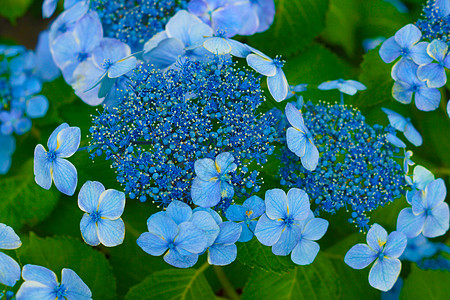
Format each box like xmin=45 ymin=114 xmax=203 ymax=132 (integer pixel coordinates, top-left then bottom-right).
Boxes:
xmin=278 ymin=101 xmax=406 ymax=231
xmin=416 ymin=0 xmax=450 ymax=45
xmin=0 ymin=35 xmax=59 ymax=174
xmin=88 ymin=57 xmax=277 ymax=209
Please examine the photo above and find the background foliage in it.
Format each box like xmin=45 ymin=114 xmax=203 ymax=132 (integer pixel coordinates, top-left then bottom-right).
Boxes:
xmin=0 ymin=0 xmax=449 ymax=299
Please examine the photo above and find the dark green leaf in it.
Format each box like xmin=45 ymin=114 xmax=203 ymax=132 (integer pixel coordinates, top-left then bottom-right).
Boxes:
xmin=401 ymin=266 xmax=450 ymax=300
xmin=0 ymin=0 xmax=34 ymax=22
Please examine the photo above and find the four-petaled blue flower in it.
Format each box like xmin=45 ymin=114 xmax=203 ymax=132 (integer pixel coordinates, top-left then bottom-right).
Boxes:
xmin=381 ymin=107 xmax=422 ymax=146
xmin=225 ymin=195 xmax=265 ymax=242
xmin=318 ymin=79 xmax=367 ymax=96
xmin=417 ymin=39 xmax=450 ymax=88
xmin=285 ymin=102 xmax=319 ymax=171
xmin=78 ymin=181 xmax=126 ymax=247
xmin=344 ymin=224 xmax=407 ymax=292
xmin=16 ymin=264 xmax=92 ymax=300
xmin=397 ymin=178 xmax=449 ymax=238
xmin=255 ymin=188 xmax=310 ymax=256
xmin=0 ymin=223 xmax=22 ymax=287
xmin=191 ymin=152 xmax=236 ymax=208
xmin=34 ymin=123 xmax=80 ymax=196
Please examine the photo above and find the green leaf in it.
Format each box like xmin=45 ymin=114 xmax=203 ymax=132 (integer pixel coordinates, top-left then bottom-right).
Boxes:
xmin=0 ymin=0 xmax=34 ymax=22
xmin=17 ymin=233 xmax=117 ymax=300
xmin=0 ymin=160 xmax=59 ymax=229
xmin=237 ymin=238 xmax=297 ymax=274
xmin=124 ymin=265 xmax=215 ymax=300
xmin=241 ymin=254 xmax=340 ymax=299
xmin=401 ymin=266 xmax=450 ymax=300
xmin=247 ymin=0 xmax=330 ymax=58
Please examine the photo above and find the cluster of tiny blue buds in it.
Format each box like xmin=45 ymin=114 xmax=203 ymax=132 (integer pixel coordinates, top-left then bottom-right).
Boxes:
xmin=90 ymin=0 xmax=188 ymax=50
xmin=415 ymin=0 xmax=450 ymax=45
xmin=88 ymin=57 xmax=277 ymax=210
xmin=278 ymin=101 xmax=406 ymax=231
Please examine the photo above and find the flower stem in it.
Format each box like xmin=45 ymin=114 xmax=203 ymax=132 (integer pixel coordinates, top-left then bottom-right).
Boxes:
xmin=213 ymin=266 xmax=240 ymax=300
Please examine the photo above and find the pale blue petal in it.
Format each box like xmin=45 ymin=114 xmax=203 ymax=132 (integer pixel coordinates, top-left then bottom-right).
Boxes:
xmin=368 ymin=257 xmax=401 ymax=292
xmin=254 ymin=214 xmax=284 ymax=246
xmin=243 ymin=195 xmax=265 ymax=218
xmin=225 ymin=205 xmax=247 ymax=221
xmin=203 ymin=37 xmax=232 ymax=55
xmin=72 ymin=62 xmax=105 ymax=106
xmin=417 ymin=63 xmax=446 ymax=88
xmin=272 ymin=225 xmax=301 ymax=256
xmin=265 ymin=188 xmax=288 ymax=220
xmin=47 ymin=123 xmax=69 ymax=151
xmin=427 ymin=39 xmax=448 ymax=62
xmin=228 ymin=39 xmax=251 ymax=58
xmin=285 ymin=102 xmax=307 ymax=132
xmin=215 ymin=152 xmax=236 ymax=174
xmin=0 ymin=154 xmax=12 ymax=175
xmin=384 ymin=231 xmax=407 ymax=258
xmin=192 ymin=207 xmax=222 ymax=225
xmin=98 ymin=189 xmax=125 ymax=219
xmin=394 ymin=24 xmax=421 ymax=49
xmin=367 ymin=223 xmax=388 ymax=253
xmin=51 ymin=32 xmax=80 ymax=71
xmin=411 ymin=191 xmax=427 ymax=215
xmin=379 ymin=37 xmax=401 ymax=63
xmin=55 ymin=126 xmax=81 ymax=158
xmin=34 ymin=144 xmax=52 ymax=190
xmin=194 ymin=158 xmax=217 ymax=180
xmin=0 ymin=252 xmax=20 ymax=286
xmin=415 ymin=88 xmax=441 ymax=111
xmin=52 ymin=158 xmax=77 ymax=196
xmin=208 ymin=244 xmax=237 ymax=265
xmin=246 ymin=53 xmax=276 ymax=76
xmin=143 ymin=31 xmax=168 ymax=53
xmin=164 ymin=248 xmax=198 ymax=268
xmin=344 ymin=243 xmax=377 ymax=269
xmin=423 ymin=202 xmax=449 ymax=238
xmin=175 ymin=222 xmax=208 ymax=254
xmin=235 ymin=2 xmax=258 ymax=36
xmin=42 ymin=0 xmax=57 ymax=18
xmin=267 ymin=69 xmax=289 ymax=102
xmin=410 ymin=41 xmax=433 ymax=65
xmin=287 ymin=188 xmax=310 ymax=220
xmin=211 ymin=5 xmax=242 ymax=37
xmin=381 ymin=107 xmax=407 ymax=131
xmin=220 ymin=181 xmax=234 ymax=199
xmin=386 ymin=133 xmax=406 ymax=148
xmin=166 ymin=10 xmax=200 ymax=45
xmin=147 ymin=214 xmax=178 ymax=240
xmin=404 ymin=123 xmax=422 ymax=146
xmin=392 ymin=59 xmax=418 ymax=83
xmin=62 ymin=268 xmax=92 ymax=300
xmin=98 ymin=76 xmax=116 ymax=98
xmin=215 ymin=221 xmax=241 ymax=245
xmin=302 ymin=217 xmax=329 ymax=241
xmin=137 ymin=232 xmax=168 ymax=256
xmin=396 ymin=208 xmax=425 ymax=238
xmin=108 ymin=56 xmax=136 ymax=78
xmin=346 ymin=80 xmax=367 ymax=91
xmin=21 ymin=264 xmax=57 ymax=286
xmin=424 ymin=178 xmax=446 ymax=209
xmin=291 ymin=239 xmax=320 ymax=265
xmin=74 ymin=12 xmax=103 ymax=53
xmin=144 ymin=38 xmax=185 ymax=69
xmin=191 ymin=177 xmax=221 ymax=207
xmin=0 ymin=223 xmax=21 ymax=249
xmin=187 ymin=0 xmax=207 ymax=15
xmin=26 ymin=96 xmax=49 ymax=119
xmin=189 ymin=211 xmax=220 ymax=246
xmin=338 ymin=83 xmax=358 ymax=95
xmin=413 ymin=165 xmax=435 ymax=190
xmin=80 ymin=214 xmax=100 ymax=246
xmin=301 ymin=140 xmax=319 ymax=171
xmin=392 ymin=82 xmax=413 ymax=105
xmin=166 ymin=200 xmax=192 ymax=225
xmin=92 ymin=38 xmax=131 ymax=68
xmin=97 ymin=218 xmax=125 ymax=247
xmin=78 ymin=181 xmax=104 ymax=213
xmin=15 ymin=281 xmax=55 ymax=300
xmin=238 ymin=223 xmax=254 ymax=242
xmin=318 ymin=81 xmax=340 ymax=90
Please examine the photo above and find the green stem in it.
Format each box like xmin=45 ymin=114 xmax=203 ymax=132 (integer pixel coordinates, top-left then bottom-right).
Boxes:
xmin=213 ymin=266 xmax=240 ymax=300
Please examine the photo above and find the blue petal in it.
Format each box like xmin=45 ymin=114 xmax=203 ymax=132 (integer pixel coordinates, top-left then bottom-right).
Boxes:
xmin=368 ymin=257 xmax=401 ymax=292
xmin=21 ymin=264 xmax=57 ymax=286
xmin=98 ymin=76 xmax=116 ymax=99
xmin=166 ymin=200 xmax=192 ymax=225
xmin=187 ymin=0 xmax=208 ymax=15
xmin=191 ymin=177 xmax=221 ymax=207
xmin=392 ymin=58 xmax=418 ymax=83
xmin=0 ymin=134 xmax=15 ymax=156
xmin=0 ymin=223 xmax=21 ymax=249
xmin=137 ymin=232 xmax=168 ymax=256
xmin=98 ymin=189 xmax=126 ymax=219
xmin=286 ymin=127 xmax=307 ymax=158
xmin=338 ymin=83 xmax=358 ymax=95
xmin=78 ymin=181 xmax=105 ymax=213
xmin=345 ymin=80 xmax=367 ymax=91
xmin=147 ymin=214 xmax=178 ymax=241
xmin=286 ymin=188 xmax=310 ymax=221
xmin=0 ymin=153 xmax=12 ymax=175
xmin=344 ymin=243 xmax=377 ymax=269
xmin=215 ymin=221 xmax=241 ymax=245
xmin=52 ymin=158 xmax=77 ymax=196
xmin=143 ymin=31 xmax=168 ymax=53
xmin=265 ymin=188 xmax=288 ymax=220
xmin=80 ymin=214 xmax=100 ymax=246
xmin=267 ymin=68 xmax=289 ymax=102
xmin=417 ymin=63 xmax=446 ymax=88
xmin=55 ymin=126 xmax=81 ymax=158
xmin=410 ymin=41 xmax=433 ymax=65
xmin=379 ymin=37 xmax=401 ymax=63
xmin=215 ymin=152 xmax=236 ymax=174
xmin=424 ymin=178 xmax=446 ymax=209
xmin=225 ymin=205 xmax=247 ymax=222
xmin=164 ymin=248 xmax=198 ymax=268
xmin=26 ymin=96 xmax=49 ymax=119
xmin=15 ymin=281 xmax=55 ymax=300
xmin=220 ymin=181 xmax=234 ymax=199
xmin=0 ymin=252 xmax=20 ymax=286
xmin=392 ymin=82 xmax=413 ymax=105
xmin=92 ymin=38 xmax=131 ymax=68
xmin=272 ymin=225 xmax=301 ymax=256
xmin=291 ymin=239 xmax=320 ymax=265
xmin=175 ymin=222 xmax=208 ymax=254
xmin=211 ymin=5 xmax=242 ymax=37
xmin=318 ymin=80 xmax=340 ymax=91
xmin=228 ymin=39 xmax=251 ymax=58
xmin=243 ymin=195 xmax=265 ymax=218
xmin=72 ymin=61 xmax=106 ymax=106
xmin=384 ymin=231 xmax=407 ymax=258
xmin=301 ymin=140 xmax=319 ymax=171
xmin=246 ymin=53 xmax=276 ymax=76
xmin=381 ymin=107 xmax=407 ymax=131
xmin=189 ymin=210 xmax=220 ymax=246
xmin=427 ymin=39 xmax=448 ymax=62
xmin=394 ymin=24 xmax=421 ymax=49
xmin=208 ymin=244 xmax=237 ymax=265
xmin=367 ymin=224 xmax=388 ymax=253
xmin=73 ymin=12 xmax=103 ymax=54
xmin=194 ymin=158 xmax=217 ymax=180
xmin=413 ymin=165 xmax=435 ymax=190
xmin=144 ymin=38 xmax=185 ymax=69
xmin=166 ymin=10 xmax=202 ymax=45
xmin=302 ymin=217 xmax=329 ymax=241
xmin=386 ymin=133 xmax=406 ymax=148
xmin=61 ymin=268 xmax=92 ymax=300
xmin=47 ymin=123 xmax=69 ymax=151
xmin=411 ymin=191 xmax=427 ymax=215
xmin=285 ymin=102 xmax=307 ymax=132
xmin=34 ymin=144 xmax=52 ymax=190
xmin=423 ymin=202 xmax=449 ymax=238
xmin=42 ymin=0 xmax=57 ymax=18
xmin=254 ymin=214 xmax=284 ymax=246
xmin=415 ymin=87 xmax=441 ymax=111
xmin=396 ymin=208 xmax=425 ymax=238
xmin=238 ymin=222 xmax=254 ymax=242
xmin=203 ymin=37 xmax=232 ymax=55
xmin=192 ymin=207 xmax=222 ymax=225
xmin=404 ymin=123 xmax=422 ymax=146
xmin=51 ymin=32 xmax=80 ymax=78
xmin=108 ymin=56 xmax=137 ymax=78
xmin=97 ymin=218 xmax=125 ymax=247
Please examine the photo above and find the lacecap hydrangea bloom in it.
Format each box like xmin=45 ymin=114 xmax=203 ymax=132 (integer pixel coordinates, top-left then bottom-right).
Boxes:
xmin=226 ymin=195 xmax=265 ymax=242
xmin=416 ymin=0 xmax=450 ymax=45
xmin=0 ymin=223 xmax=22 ymax=287
xmin=278 ymin=101 xmax=406 ymax=231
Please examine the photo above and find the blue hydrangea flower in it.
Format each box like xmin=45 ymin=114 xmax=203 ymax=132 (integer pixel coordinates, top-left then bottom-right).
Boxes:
xmin=397 ymin=178 xmax=449 ymax=238
xmin=255 ymin=188 xmax=310 ymax=256
xmin=191 ymin=152 xmax=237 ymax=208
xmin=318 ymin=79 xmax=367 ymax=96
xmin=404 ymin=165 xmax=435 ymax=204
xmin=401 ymin=234 xmax=439 ymax=262
xmin=417 ymin=39 xmax=450 ymax=88
xmin=246 ymin=51 xmax=288 ymax=102
xmin=290 ymin=211 xmax=328 ymax=265
xmin=0 ymin=134 xmax=15 ymax=175
xmin=207 ymin=218 xmax=241 ymax=266
xmin=226 ymin=195 xmax=265 ymax=242
xmin=49 ymin=1 xmax=89 ymax=42
xmin=0 ymin=223 xmax=21 ymax=287
xmin=285 ymin=102 xmax=319 ymax=171
xmin=34 ymin=123 xmax=80 ymax=196
xmin=15 ymin=264 xmax=92 ymax=300
xmin=202 ymin=31 xmax=251 ymax=57
xmin=0 ymin=109 xmax=32 ymax=136
xmin=78 ymin=181 xmax=126 ymax=247
xmin=416 ymin=0 xmax=450 ymax=46
xmin=381 ymin=107 xmax=422 ymax=146
xmin=392 ymin=59 xmax=441 ymax=111
xmin=344 ymin=224 xmax=407 ymax=292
